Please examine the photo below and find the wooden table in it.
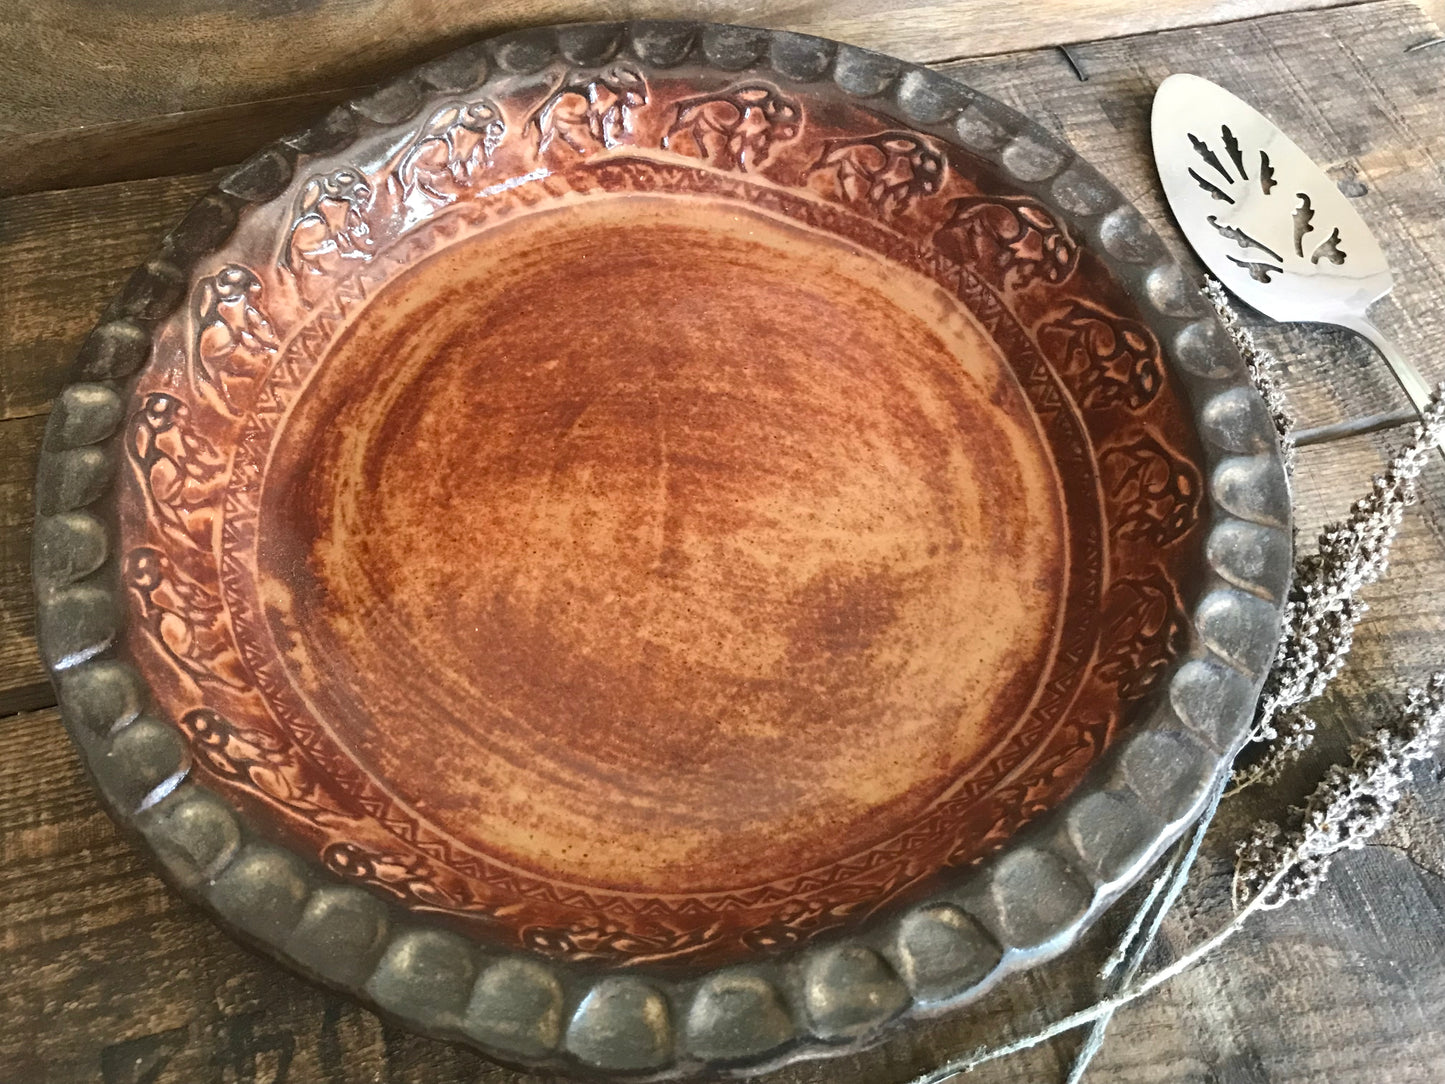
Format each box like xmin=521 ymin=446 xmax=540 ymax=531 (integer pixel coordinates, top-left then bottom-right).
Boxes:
xmin=4 ymin=2 xmax=1445 ymax=1082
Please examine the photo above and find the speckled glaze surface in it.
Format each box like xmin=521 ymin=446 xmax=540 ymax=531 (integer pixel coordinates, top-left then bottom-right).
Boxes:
xmin=34 ymin=21 xmax=1291 ymax=1080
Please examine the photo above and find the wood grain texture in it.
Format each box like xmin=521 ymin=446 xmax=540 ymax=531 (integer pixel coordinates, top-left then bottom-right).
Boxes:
xmin=0 ymin=414 xmax=48 ymax=716
xmin=3 ymin=1 xmax=1445 ymax=1082
xmin=0 ymin=172 xmax=221 ymax=421
xmin=0 ymin=2 xmax=1393 ymax=197
xmin=0 ymin=89 xmax=364 ymax=198
xmin=0 ymin=1 xmax=1366 ymax=146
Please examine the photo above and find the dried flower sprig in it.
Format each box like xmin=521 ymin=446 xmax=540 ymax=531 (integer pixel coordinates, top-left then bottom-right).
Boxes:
xmin=1235 ymin=672 xmax=1445 ymax=910
xmin=1205 ymin=275 xmax=1445 ymax=792
xmin=909 ymin=289 xmax=1445 ymax=1084
xmin=1062 ymin=780 xmax=1225 ymax=1084
xmin=1202 ymin=277 xmax=1297 ymax=475
xmin=1053 ymin=293 xmax=1440 ymax=1083
xmin=1239 ymin=387 xmax=1445 ymax=790
xmin=910 ymin=673 xmax=1445 ymax=1084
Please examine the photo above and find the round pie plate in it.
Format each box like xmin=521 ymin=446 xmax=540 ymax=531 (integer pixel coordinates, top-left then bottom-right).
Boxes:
xmin=33 ymin=20 xmax=1291 ymax=1080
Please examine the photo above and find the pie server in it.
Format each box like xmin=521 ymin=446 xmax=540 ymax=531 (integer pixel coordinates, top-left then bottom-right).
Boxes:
xmin=1152 ymin=72 xmax=1439 ymax=433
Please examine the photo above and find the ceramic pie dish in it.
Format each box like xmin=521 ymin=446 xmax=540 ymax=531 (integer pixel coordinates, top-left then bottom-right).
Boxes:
xmin=33 ymin=20 xmax=1291 ymax=1079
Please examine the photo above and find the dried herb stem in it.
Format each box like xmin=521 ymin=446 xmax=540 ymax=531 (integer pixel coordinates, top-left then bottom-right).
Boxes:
xmin=910 ymin=673 xmax=1445 ymax=1084
xmin=910 ymin=289 xmax=1445 ymax=1084
xmin=1064 ymin=778 xmax=1226 ymax=1083
xmin=910 ymin=863 xmax=1289 ymax=1084
xmin=1237 ymin=385 xmax=1445 ymax=790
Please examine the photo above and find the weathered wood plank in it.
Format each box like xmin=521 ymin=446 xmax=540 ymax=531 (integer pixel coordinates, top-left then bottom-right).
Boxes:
xmin=943 ymin=0 xmax=1445 ymax=432
xmin=0 ymin=88 xmax=363 ymax=198
xmin=0 ymin=172 xmax=221 ymax=421
xmin=0 ymin=414 xmax=48 ymax=716
xmin=2 ymin=3 xmax=1404 ymax=198
xmin=0 ymin=1 xmax=1369 ymax=171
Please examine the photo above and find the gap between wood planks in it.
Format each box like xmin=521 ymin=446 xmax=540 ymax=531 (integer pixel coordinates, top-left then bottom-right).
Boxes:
xmin=923 ymin=0 xmax=1398 ymax=69
xmin=0 ymin=0 xmax=1426 ymax=197
xmin=0 ymin=88 xmax=370 ymax=198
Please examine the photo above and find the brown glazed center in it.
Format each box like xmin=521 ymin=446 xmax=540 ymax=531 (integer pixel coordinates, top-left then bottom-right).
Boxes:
xmin=258 ymin=195 xmax=1066 ymax=895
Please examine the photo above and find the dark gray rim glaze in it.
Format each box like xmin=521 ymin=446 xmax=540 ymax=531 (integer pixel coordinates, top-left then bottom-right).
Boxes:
xmin=33 ymin=21 xmax=1292 ymax=1080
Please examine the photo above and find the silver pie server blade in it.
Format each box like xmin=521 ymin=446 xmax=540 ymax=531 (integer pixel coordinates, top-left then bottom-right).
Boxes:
xmin=1151 ymin=72 xmax=1437 ymax=424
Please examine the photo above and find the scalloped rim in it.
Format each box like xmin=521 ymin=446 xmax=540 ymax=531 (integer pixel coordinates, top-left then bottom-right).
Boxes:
xmin=32 ymin=20 xmax=1291 ymax=1080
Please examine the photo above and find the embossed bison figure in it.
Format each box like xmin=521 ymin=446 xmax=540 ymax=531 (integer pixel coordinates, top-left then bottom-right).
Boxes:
xmin=1096 ymin=574 xmax=1186 ymax=702
xmin=279 ymin=168 xmax=374 ymax=294
xmin=1037 ymin=302 xmax=1163 ymax=411
xmin=527 ymin=65 xmax=648 ymax=155
xmin=128 ymin=392 xmax=226 ymax=551
xmin=399 ymin=99 xmax=507 ymax=201
xmin=808 ymin=131 xmax=945 ymax=216
xmin=192 ymin=265 xmax=277 ymax=413
xmin=934 ymin=195 xmax=1079 ymax=288
xmin=664 ymin=83 xmax=801 ymax=172
xmin=1100 ymin=435 xmax=1202 ymax=547
xmin=124 ymin=546 xmax=247 ymax=690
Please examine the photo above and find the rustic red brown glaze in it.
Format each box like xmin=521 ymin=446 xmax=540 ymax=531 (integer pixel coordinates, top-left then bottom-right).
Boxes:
xmin=116 ymin=69 xmax=1207 ymax=967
